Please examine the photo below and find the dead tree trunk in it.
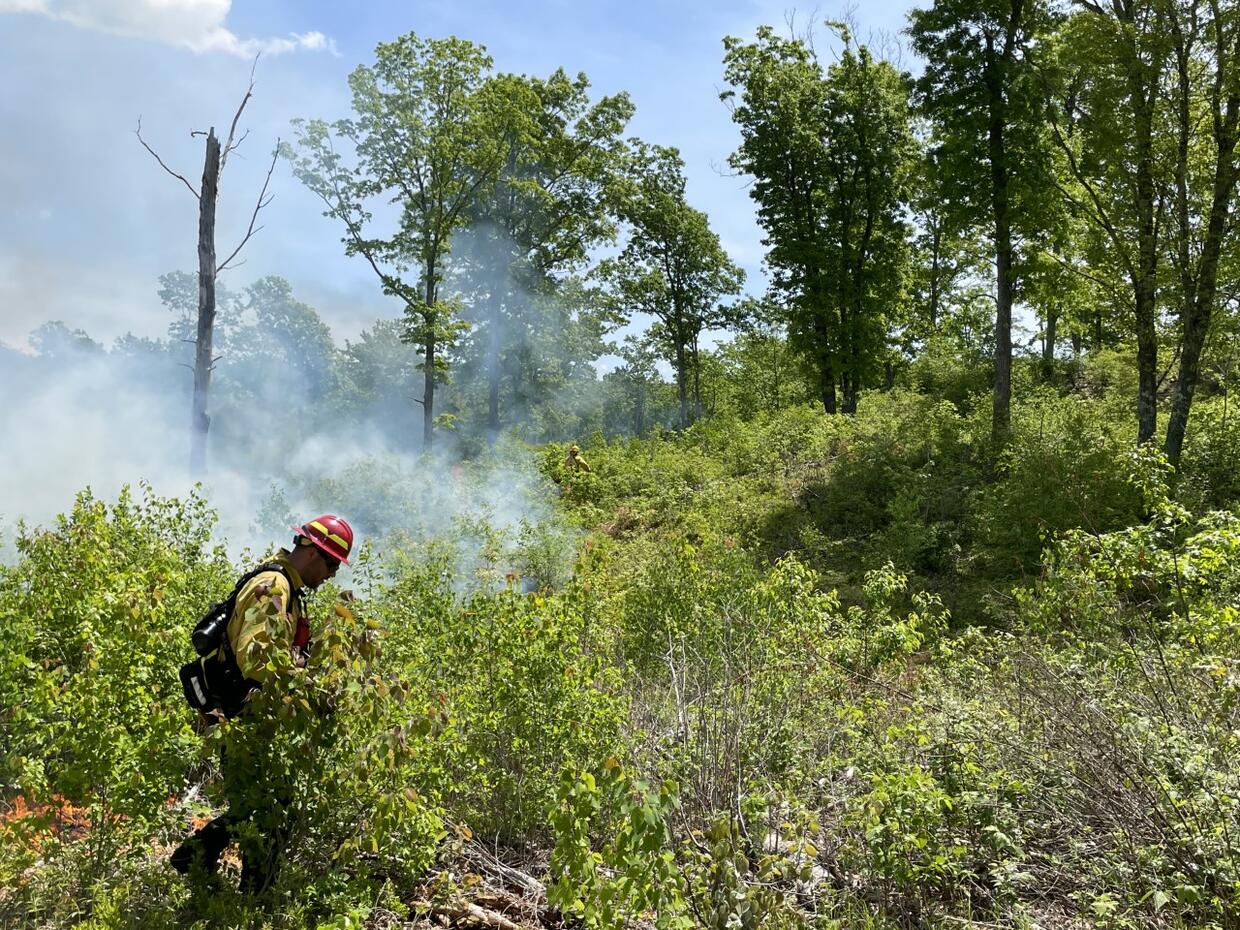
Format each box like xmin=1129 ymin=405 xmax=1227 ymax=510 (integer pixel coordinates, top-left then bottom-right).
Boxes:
xmin=138 ymin=59 xmax=274 ymax=477
xmin=190 ymin=129 xmax=221 ymax=476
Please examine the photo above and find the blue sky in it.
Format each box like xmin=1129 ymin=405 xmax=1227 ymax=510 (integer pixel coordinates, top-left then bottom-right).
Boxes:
xmin=0 ymin=0 xmax=916 ymax=350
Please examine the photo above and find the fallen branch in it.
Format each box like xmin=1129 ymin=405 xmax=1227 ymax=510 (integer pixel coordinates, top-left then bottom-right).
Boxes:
xmin=462 ymin=840 xmax=547 ymax=900
xmin=429 ymin=900 xmax=524 ymax=930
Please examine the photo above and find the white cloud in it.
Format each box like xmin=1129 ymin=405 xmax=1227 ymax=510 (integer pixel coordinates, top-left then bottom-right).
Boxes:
xmin=0 ymin=0 xmax=337 ymax=58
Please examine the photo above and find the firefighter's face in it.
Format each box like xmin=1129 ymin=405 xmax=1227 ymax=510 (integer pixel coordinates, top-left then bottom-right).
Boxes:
xmin=304 ymin=547 xmax=340 ymax=588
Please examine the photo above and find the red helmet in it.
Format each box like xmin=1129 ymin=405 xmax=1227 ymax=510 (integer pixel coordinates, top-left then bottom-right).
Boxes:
xmin=293 ymin=514 xmax=354 ymax=565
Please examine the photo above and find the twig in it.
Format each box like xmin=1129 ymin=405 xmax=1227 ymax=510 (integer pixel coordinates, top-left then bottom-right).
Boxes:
xmin=135 ymin=117 xmax=199 ymax=201
xmin=429 ymin=901 xmax=522 ymax=930
xmin=216 ymin=139 xmax=278 ymax=276
xmin=462 ymin=836 xmax=546 ymax=899
xmin=221 ymin=53 xmax=259 ymax=172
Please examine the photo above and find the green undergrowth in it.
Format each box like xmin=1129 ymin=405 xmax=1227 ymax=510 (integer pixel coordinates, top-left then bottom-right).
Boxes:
xmin=4 ymin=391 xmax=1240 ymax=928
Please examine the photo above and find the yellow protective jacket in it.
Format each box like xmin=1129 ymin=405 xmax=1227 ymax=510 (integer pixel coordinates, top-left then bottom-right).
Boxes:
xmin=226 ymin=550 xmax=308 ymax=683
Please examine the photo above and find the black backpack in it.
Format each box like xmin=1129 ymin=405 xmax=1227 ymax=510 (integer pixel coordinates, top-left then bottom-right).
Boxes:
xmin=179 ymin=562 xmax=296 ymax=719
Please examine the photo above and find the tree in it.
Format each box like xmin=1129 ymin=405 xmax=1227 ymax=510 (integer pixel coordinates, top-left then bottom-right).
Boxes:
xmin=454 ymin=69 xmax=633 ymax=442
xmin=1047 ymin=0 xmax=1171 ymax=442
xmin=286 ymin=33 xmax=530 ymax=449
xmin=722 ymin=27 xmax=914 ymax=415
xmin=605 ymin=334 xmax=661 ymax=435
xmin=450 ymin=272 xmax=619 ymax=441
xmin=597 ymin=143 xmax=744 ymax=429
xmin=28 ymin=321 xmax=103 ymax=360
xmin=1162 ymin=0 xmax=1240 ymax=468
xmin=908 ymin=0 xmax=1054 ymax=440
xmin=712 ymin=299 xmax=808 ymax=418
xmin=222 ymin=276 xmax=341 ymax=405
xmin=137 ymin=62 xmax=278 ymax=475
xmin=908 ymin=139 xmax=982 ymax=338
xmin=341 ymin=318 xmax=423 ymax=448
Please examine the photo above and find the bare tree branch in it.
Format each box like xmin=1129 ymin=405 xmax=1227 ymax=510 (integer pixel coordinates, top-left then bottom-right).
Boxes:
xmin=221 ymin=53 xmax=260 ymax=173
xmin=227 ymin=128 xmax=251 ymax=159
xmin=216 ymin=139 xmax=279 ymax=276
xmin=135 ymin=117 xmax=200 ymax=201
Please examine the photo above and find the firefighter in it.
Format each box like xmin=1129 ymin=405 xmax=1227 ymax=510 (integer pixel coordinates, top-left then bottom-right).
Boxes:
xmin=171 ymin=515 xmax=354 ymax=893
xmin=565 ymin=444 xmax=592 ymax=474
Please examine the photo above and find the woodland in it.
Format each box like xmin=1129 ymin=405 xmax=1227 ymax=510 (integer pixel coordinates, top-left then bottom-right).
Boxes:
xmin=6 ymin=1 xmax=1240 ymax=928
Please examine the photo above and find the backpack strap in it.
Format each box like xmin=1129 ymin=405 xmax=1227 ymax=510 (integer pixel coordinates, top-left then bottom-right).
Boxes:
xmin=204 ymin=561 xmax=303 ymax=718
xmin=215 ymin=561 xmax=299 ymax=663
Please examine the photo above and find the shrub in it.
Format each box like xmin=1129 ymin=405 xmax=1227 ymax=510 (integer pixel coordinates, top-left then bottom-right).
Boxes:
xmin=374 ymin=556 xmax=626 ymax=842
xmin=971 ymin=394 xmax=1147 ymax=578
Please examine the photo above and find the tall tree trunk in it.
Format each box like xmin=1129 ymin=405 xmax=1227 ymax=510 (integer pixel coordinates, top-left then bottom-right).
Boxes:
xmin=675 ymin=340 xmax=689 ymax=429
xmin=1135 ymin=308 xmax=1158 ymax=443
xmin=813 ymin=311 xmax=837 ymax=414
xmin=1131 ymin=44 xmax=1160 ymax=445
xmin=1165 ymin=15 xmax=1240 ymax=468
xmin=986 ymin=35 xmax=1014 ymax=442
xmin=820 ymin=360 xmax=837 ymax=414
xmin=1165 ymin=309 xmax=1211 ymax=467
xmin=928 ymin=222 xmax=942 ymax=329
xmin=841 ymin=371 xmax=859 ymax=414
xmin=1042 ymin=304 xmax=1057 ymax=382
xmin=423 ymin=334 xmax=436 ymax=449
xmin=422 ymin=259 xmax=437 ymax=450
xmin=486 ymin=290 xmax=502 ymax=446
xmin=691 ymin=341 xmax=703 ymax=423
xmin=190 ymin=128 xmax=220 ymax=477
xmin=1166 ymin=147 xmax=1240 ymax=466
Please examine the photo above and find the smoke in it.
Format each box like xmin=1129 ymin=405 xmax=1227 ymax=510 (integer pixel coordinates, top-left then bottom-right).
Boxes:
xmin=442 ymin=221 xmax=618 ymax=445
xmin=0 ymin=283 xmax=577 ymax=589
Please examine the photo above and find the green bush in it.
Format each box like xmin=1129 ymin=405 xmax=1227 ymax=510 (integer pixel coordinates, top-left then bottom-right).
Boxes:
xmin=1178 ymin=396 xmax=1240 ymax=511
xmin=0 ymin=486 xmax=232 ymax=819
xmin=971 ymin=393 xmax=1147 ymax=578
xmin=374 ymin=554 xmax=626 ymax=842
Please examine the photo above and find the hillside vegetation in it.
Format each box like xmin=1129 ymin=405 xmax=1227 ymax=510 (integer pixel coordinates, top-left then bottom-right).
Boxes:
xmin=5 ymin=369 xmax=1240 ymax=929
xmin=9 ymin=1 xmax=1240 ymax=927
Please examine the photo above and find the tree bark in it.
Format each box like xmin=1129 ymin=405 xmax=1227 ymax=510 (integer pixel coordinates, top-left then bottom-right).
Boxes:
xmin=1165 ymin=12 xmax=1240 ymax=468
xmin=982 ymin=13 xmax=1021 ymax=443
xmin=1166 ymin=144 xmax=1240 ymax=466
xmin=486 ymin=288 xmax=502 ymax=445
xmin=190 ymin=128 xmax=220 ymax=477
xmin=1042 ymin=304 xmax=1057 ymax=382
xmin=423 ymin=334 xmax=436 ymax=449
xmin=675 ymin=339 xmax=689 ymax=429
xmin=1130 ymin=35 xmax=1160 ymax=446
xmin=841 ymin=371 xmax=859 ymax=414
xmin=985 ymin=29 xmax=1015 ymax=443
xmin=691 ymin=340 xmax=703 ymax=423
xmin=814 ymin=313 xmax=837 ymax=413
xmin=422 ymin=255 xmax=437 ymax=450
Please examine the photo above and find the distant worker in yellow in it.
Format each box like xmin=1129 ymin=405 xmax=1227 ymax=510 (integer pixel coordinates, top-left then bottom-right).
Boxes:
xmin=565 ymin=444 xmax=592 ymax=474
